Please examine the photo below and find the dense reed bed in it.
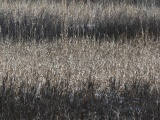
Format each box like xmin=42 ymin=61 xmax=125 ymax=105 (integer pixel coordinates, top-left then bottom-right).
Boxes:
xmin=0 ymin=38 xmax=160 ymax=87
xmin=0 ymin=37 xmax=160 ymax=119
xmin=2 ymin=0 xmax=160 ymax=6
xmin=1 ymin=0 xmax=160 ymax=119
xmin=1 ymin=1 xmax=160 ymax=41
xmin=1 ymin=75 xmax=160 ymax=119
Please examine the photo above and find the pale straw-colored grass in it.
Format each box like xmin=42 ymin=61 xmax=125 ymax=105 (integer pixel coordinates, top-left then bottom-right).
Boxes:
xmin=0 ymin=38 xmax=160 ymax=91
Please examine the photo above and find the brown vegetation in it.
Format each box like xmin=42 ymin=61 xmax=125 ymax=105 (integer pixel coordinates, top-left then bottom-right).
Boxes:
xmin=1 ymin=0 xmax=160 ymax=41
xmin=0 ymin=0 xmax=160 ymax=119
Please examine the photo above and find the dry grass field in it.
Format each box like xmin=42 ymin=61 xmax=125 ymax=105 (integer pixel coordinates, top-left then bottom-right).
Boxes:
xmin=0 ymin=0 xmax=160 ymax=119
xmin=1 ymin=0 xmax=160 ymax=40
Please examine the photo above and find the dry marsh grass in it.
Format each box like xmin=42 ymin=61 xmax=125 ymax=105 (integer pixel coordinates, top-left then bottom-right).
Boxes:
xmin=0 ymin=38 xmax=160 ymax=87
xmin=1 ymin=1 xmax=160 ymax=41
xmin=0 ymin=38 xmax=160 ymax=119
xmin=1 ymin=0 xmax=160 ymax=119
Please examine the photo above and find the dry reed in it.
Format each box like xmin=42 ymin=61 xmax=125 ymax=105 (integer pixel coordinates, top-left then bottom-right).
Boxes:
xmin=0 ymin=1 xmax=160 ymax=41
xmin=0 ymin=0 xmax=160 ymax=119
